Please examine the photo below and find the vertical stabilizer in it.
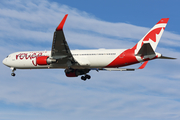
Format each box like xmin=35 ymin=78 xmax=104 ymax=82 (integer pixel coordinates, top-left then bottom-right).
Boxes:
xmin=132 ymin=18 xmax=169 ymax=54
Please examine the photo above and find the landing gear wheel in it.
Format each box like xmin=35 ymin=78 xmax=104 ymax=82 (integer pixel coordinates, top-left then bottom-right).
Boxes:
xmin=85 ymin=75 xmax=91 ymax=79
xmin=11 ymin=73 xmax=15 ymax=77
xmin=81 ymin=76 xmax=86 ymax=81
xmin=81 ymin=75 xmax=91 ymax=81
xmin=10 ymin=67 xmax=16 ymax=77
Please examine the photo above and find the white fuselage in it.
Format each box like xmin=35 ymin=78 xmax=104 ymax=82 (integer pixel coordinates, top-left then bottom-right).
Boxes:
xmin=3 ymin=49 xmax=132 ymax=69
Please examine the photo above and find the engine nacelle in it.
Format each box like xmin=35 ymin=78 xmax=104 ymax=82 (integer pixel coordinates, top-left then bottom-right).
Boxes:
xmin=65 ymin=71 xmax=78 ymax=77
xmin=36 ymin=56 xmax=56 ymax=65
xmin=65 ymin=69 xmax=79 ymax=77
xmin=65 ymin=69 xmax=90 ymax=77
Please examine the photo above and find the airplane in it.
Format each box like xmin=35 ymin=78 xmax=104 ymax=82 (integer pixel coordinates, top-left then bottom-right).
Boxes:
xmin=2 ymin=14 xmax=176 ymax=81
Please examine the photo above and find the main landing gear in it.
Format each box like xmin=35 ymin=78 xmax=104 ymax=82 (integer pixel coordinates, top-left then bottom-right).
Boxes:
xmin=81 ymin=74 xmax=91 ymax=81
xmin=11 ymin=67 xmax=16 ymax=77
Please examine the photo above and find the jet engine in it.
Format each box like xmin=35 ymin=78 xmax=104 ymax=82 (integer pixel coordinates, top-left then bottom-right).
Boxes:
xmin=36 ymin=56 xmax=56 ymax=65
xmin=65 ymin=69 xmax=90 ymax=77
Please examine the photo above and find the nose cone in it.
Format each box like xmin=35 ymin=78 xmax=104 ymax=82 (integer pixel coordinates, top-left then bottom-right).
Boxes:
xmin=2 ymin=58 xmax=8 ymax=66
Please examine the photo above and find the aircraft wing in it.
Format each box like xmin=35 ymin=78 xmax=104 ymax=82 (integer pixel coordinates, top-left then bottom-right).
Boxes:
xmin=51 ymin=14 xmax=77 ymax=65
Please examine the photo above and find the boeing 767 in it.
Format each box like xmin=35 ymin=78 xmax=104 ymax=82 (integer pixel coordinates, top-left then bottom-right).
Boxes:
xmin=2 ymin=14 xmax=176 ymax=80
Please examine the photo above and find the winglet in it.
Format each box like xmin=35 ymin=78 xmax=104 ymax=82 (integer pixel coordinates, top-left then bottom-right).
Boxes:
xmin=56 ymin=14 xmax=68 ymax=31
xmin=138 ymin=61 xmax=148 ymax=69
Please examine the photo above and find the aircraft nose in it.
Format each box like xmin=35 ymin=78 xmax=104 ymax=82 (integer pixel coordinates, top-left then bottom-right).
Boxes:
xmin=2 ymin=58 xmax=8 ymax=66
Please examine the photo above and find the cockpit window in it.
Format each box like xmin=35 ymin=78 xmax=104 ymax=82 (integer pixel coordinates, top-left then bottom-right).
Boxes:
xmin=6 ymin=55 xmax=11 ymax=58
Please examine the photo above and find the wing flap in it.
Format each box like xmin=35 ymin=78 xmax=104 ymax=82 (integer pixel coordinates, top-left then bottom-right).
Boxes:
xmin=102 ymin=68 xmax=135 ymax=71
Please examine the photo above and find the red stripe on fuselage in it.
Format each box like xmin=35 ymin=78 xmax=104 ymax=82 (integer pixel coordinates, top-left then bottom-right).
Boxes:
xmin=106 ymin=48 xmax=138 ymax=67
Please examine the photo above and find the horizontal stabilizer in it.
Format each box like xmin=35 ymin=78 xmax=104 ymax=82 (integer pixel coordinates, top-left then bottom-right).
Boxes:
xmin=136 ymin=43 xmax=155 ymax=56
xmin=158 ymin=55 xmax=176 ymax=59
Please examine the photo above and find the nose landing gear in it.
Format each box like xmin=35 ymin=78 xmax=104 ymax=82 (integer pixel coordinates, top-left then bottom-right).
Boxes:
xmin=11 ymin=67 xmax=16 ymax=77
xmin=11 ymin=73 xmax=15 ymax=76
xmin=81 ymin=74 xmax=91 ymax=81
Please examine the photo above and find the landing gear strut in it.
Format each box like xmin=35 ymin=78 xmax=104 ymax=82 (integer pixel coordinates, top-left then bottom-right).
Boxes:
xmin=11 ymin=67 xmax=16 ymax=77
xmin=81 ymin=74 xmax=91 ymax=81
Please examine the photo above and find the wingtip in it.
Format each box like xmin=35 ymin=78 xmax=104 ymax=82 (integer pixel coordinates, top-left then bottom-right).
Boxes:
xmin=56 ymin=14 xmax=68 ymax=31
xmin=138 ymin=61 xmax=148 ymax=69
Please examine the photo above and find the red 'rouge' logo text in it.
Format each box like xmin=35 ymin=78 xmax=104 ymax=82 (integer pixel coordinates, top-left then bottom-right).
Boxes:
xmin=16 ymin=52 xmax=43 ymax=66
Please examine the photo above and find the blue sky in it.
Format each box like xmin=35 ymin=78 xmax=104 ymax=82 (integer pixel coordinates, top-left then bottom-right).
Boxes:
xmin=0 ymin=0 xmax=180 ymax=120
